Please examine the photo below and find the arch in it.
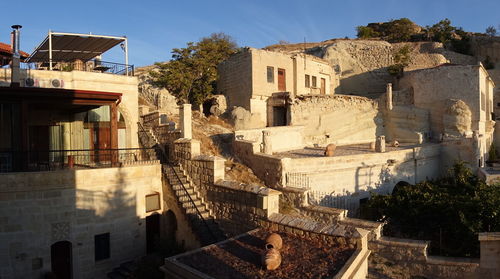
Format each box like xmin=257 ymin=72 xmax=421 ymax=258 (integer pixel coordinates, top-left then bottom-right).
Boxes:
xmin=51 ymin=241 xmax=73 ymax=279
xmin=392 ymin=181 xmax=411 ymax=195
xmin=164 ymin=210 xmax=177 ymax=246
xmin=117 ymin=105 xmax=134 ymax=148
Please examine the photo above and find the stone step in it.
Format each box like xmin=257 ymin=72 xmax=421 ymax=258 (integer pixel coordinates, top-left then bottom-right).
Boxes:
xmin=175 ymin=188 xmax=195 ymax=196
xmin=171 ymin=183 xmax=193 ymax=192
xmin=184 ymin=204 xmax=207 ymax=214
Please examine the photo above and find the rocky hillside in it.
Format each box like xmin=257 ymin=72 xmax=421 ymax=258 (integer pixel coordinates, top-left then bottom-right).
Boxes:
xmin=267 ymin=39 xmax=477 ymax=96
xmin=135 ymin=65 xmax=179 ymax=115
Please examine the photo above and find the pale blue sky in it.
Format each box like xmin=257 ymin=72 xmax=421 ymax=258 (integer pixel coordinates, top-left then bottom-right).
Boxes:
xmin=3 ymin=0 xmax=499 ymax=67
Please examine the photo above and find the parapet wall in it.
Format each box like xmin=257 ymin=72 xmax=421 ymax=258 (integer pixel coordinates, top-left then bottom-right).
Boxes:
xmin=234 ymin=125 xmax=306 ymax=152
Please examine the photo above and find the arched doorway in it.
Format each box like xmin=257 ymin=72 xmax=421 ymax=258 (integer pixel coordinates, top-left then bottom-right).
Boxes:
xmin=164 ymin=210 xmax=177 ymax=246
xmin=146 ymin=213 xmax=161 ymax=253
xmin=51 ymin=241 xmax=72 ymax=279
xmin=392 ymin=181 xmax=411 ymax=195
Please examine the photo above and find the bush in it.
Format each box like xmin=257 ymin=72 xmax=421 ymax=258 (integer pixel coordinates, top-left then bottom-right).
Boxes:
xmin=356 ymin=26 xmax=379 ymax=39
xmin=360 ymin=162 xmax=500 ymax=257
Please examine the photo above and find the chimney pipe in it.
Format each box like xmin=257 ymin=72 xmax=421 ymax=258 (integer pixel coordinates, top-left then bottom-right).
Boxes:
xmin=10 ymin=24 xmax=22 ymax=87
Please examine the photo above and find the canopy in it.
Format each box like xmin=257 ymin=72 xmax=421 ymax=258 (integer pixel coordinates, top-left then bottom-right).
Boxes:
xmin=26 ymin=31 xmax=127 ymax=63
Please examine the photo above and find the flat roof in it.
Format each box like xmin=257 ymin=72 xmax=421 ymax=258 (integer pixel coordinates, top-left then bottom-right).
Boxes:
xmin=26 ymin=31 xmax=126 ymax=62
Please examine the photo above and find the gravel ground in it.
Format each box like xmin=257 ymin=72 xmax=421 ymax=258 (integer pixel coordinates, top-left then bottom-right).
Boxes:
xmin=274 ymin=143 xmax=428 ymax=159
xmin=177 ymin=229 xmax=354 ymax=279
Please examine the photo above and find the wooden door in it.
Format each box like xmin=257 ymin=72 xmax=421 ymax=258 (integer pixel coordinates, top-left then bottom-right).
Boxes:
xmin=29 ymin=126 xmax=50 ymax=164
xmin=91 ymin=125 xmax=111 ymax=163
xmin=273 ymin=106 xmax=287 ymax=126
xmin=51 ymin=241 xmax=73 ymax=279
xmin=320 ymin=78 xmax=326 ymax=95
xmin=277 ymin=68 xmax=286 ymax=91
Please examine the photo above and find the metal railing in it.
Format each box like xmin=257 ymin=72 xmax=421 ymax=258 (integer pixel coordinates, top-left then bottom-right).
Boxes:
xmin=138 ymin=121 xmax=219 ymax=243
xmin=0 ymin=148 xmax=157 ymax=173
xmin=5 ymin=59 xmax=134 ymax=76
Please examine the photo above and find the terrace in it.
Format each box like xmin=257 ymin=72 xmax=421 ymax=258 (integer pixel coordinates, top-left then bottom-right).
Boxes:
xmin=4 ymin=31 xmax=133 ymax=76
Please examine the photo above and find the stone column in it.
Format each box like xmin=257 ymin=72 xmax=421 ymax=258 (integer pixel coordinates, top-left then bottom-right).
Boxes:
xmin=386 ymin=83 xmax=393 ymax=111
xmin=262 ymin=131 xmax=273 ymax=155
xmin=180 ymin=104 xmax=192 ymax=139
xmin=376 ymin=136 xmax=386 ymax=153
xmin=479 ymin=232 xmax=500 ymax=277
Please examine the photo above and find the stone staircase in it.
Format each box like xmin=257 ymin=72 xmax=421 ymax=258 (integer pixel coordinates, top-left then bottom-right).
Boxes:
xmin=137 ymin=121 xmax=226 ymax=246
xmin=163 ymin=164 xmax=226 ymax=245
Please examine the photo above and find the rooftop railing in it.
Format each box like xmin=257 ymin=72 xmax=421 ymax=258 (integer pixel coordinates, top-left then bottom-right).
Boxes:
xmin=0 ymin=148 xmax=157 ymax=173
xmin=4 ymin=59 xmax=134 ymax=76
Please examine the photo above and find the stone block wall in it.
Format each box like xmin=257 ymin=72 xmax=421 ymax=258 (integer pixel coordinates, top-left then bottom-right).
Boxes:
xmin=233 ymin=139 xmax=285 ymax=187
xmin=204 ymin=181 xmax=281 ymax=236
xmin=234 ymin=125 xmax=306 ymax=152
xmin=369 ymin=237 xmax=480 ymax=279
xmin=0 ymin=164 xmax=163 ymax=279
xmin=289 ymin=94 xmax=383 ymax=145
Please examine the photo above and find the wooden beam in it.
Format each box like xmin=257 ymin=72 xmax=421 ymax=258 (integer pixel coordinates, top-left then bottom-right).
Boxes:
xmin=110 ymin=102 xmax=119 ymax=166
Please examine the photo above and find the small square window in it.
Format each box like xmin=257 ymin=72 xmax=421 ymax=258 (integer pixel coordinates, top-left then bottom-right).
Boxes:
xmin=305 ymin=74 xmax=310 ymax=88
xmin=95 ymin=233 xmax=110 ymax=261
xmin=267 ymin=66 xmax=274 ymax=83
xmin=146 ymin=193 xmax=160 ymax=212
xmin=312 ymin=76 xmax=317 ymax=88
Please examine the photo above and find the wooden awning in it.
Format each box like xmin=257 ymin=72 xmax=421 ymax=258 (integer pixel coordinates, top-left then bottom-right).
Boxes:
xmin=0 ymin=86 xmax=122 ymax=106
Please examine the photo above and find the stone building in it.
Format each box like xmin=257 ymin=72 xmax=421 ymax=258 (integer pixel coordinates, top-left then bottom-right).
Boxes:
xmin=0 ymin=30 xmax=164 ymax=279
xmin=397 ymin=63 xmax=496 ymax=169
xmin=217 ymin=47 xmax=339 ymax=127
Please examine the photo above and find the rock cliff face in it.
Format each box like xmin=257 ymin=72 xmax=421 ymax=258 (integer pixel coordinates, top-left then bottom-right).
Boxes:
xmin=267 ymin=39 xmax=477 ymax=96
xmin=307 ymin=40 xmax=476 ymax=95
xmin=135 ymin=65 xmax=179 ymax=114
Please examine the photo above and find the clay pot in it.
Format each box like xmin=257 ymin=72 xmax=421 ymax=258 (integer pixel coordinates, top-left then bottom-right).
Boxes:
xmin=324 ymin=144 xmax=336 ymax=157
xmin=265 ymin=233 xmax=283 ymax=250
xmin=262 ymin=248 xmax=282 ymax=270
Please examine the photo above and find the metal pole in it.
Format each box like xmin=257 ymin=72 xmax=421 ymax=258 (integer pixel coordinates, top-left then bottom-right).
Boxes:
xmin=124 ymin=37 xmax=129 ymax=75
xmin=48 ymin=30 xmax=53 ymax=70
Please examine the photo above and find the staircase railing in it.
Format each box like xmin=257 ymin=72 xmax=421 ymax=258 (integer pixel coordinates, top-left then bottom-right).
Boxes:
xmin=137 ymin=121 xmax=219 ymax=243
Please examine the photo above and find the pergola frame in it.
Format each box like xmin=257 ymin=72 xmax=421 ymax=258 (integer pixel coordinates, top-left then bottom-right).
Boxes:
xmin=27 ymin=30 xmax=129 ymax=75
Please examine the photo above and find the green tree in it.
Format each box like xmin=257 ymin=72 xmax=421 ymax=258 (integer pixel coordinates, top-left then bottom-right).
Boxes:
xmin=356 ymin=26 xmax=379 ymax=39
xmin=151 ymin=33 xmax=238 ymax=106
xmin=387 ymin=45 xmax=412 ymax=77
xmin=385 ymin=18 xmax=417 ymax=42
xmin=428 ymin=18 xmax=455 ymax=44
xmin=486 ymin=26 xmax=497 ymax=36
xmin=360 ymin=162 xmax=500 ymax=257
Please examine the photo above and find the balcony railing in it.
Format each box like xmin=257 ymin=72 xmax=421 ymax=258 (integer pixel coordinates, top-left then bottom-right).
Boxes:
xmin=0 ymin=148 xmax=157 ymax=173
xmin=7 ymin=59 xmax=134 ymax=76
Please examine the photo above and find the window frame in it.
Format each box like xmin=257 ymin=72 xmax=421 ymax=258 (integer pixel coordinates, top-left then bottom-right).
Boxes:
xmin=267 ymin=66 xmax=274 ymax=83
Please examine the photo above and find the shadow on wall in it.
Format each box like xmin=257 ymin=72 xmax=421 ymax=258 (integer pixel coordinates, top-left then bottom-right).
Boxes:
xmin=338 ymin=66 xmax=393 ymax=97
xmin=2 ymin=165 xmax=171 ymax=279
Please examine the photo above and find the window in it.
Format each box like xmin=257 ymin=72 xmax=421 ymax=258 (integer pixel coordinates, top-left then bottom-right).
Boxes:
xmin=267 ymin=66 xmax=274 ymax=83
xmin=95 ymin=233 xmax=110 ymax=261
xmin=305 ymin=74 xmax=310 ymax=88
xmin=145 ymin=193 xmax=161 ymax=212
xmin=312 ymin=76 xmax=317 ymax=88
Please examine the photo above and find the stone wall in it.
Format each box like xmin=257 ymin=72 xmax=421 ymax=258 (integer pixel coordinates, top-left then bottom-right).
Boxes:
xmin=369 ymin=237 xmax=479 ymax=279
xmin=204 ymin=181 xmax=280 ymax=236
xmin=217 ymin=50 xmax=253 ymax=110
xmin=234 ymin=125 xmax=305 ymax=152
xmin=0 ymin=164 xmax=163 ymax=279
xmin=232 ymin=139 xmax=285 ymax=187
xmin=289 ymin=95 xmax=383 ymax=145
xmin=172 ymin=138 xmax=282 ymax=237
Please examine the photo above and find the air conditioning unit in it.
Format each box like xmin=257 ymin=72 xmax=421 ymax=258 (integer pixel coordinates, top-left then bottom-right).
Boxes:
xmin=24 ymin=78 xmax=39 ymax=87
xmin=50 ymin=79 xmax=64 ymax=88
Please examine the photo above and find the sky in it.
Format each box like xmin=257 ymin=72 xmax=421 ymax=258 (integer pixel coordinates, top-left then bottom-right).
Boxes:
xmin=2 ymin=0 xmax=499 ymax=67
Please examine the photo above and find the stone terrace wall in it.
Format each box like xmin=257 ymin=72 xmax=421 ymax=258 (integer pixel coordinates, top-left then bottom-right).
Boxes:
xmin=232 ymin=139 xmax=285 ymax=187
xmin=234 ymin=125 xmax=306 ymax=152
xmin=172 ymin=138 xmax=282 ymax=237
xmin=289 ymin=95 xmax=383 ymax=145
xmin=204 ymin=181 xmax=280 ymax=236
xmin=369 ymin=237 xmax=479 ymax=279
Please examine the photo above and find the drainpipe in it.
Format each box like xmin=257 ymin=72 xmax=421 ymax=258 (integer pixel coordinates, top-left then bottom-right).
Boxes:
xmin=10 ymin=25 xmax=22 ymax=87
